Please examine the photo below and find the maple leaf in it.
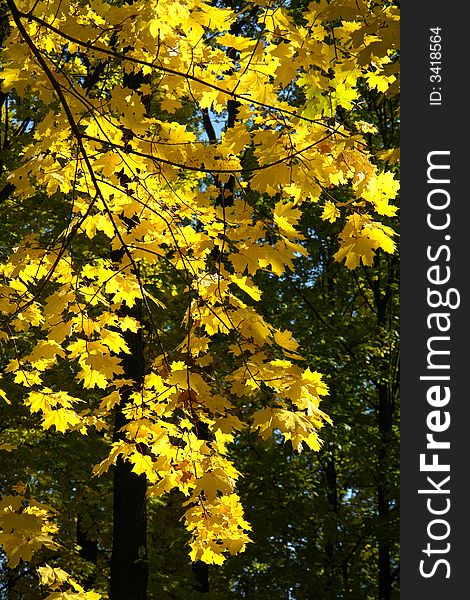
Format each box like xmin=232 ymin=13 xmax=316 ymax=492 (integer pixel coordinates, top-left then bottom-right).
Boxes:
xmin=365 ymin=71 xmax=396 ymax=93
xmin=42 ymin=408 xmax=82 ymax=434
xmin=192 ymin=470 xmax=234 ymax=502
xmin=334 ymin=213 xmax=396 ymax=269
xmin=274 ymin=201 xmax=303 ymax=238
xmin=321 ymin=200 xmax=340 ymax=223
xmin=77 ymin=365 xmax=109 ymax=390
xmin=129 ymin=452 xmax=154 ymax=476
xmin=0 ymin=496 xmax=60 ymax=568
xmin=274 ymin=330 xmax=300 ymax=352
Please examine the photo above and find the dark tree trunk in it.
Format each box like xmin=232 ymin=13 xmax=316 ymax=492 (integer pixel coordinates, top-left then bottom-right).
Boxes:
xmin=192 ymin=561 xmax=210 ymax=593
xmin=191 ymin=420 xmax=210 ymax=593
xmin=110 ymin=293 xmax=148 ymax=600
xmin=110 ymin=444 xmax=148 ymax=600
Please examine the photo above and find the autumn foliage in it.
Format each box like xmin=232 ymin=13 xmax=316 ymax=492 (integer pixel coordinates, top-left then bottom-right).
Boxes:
xmin=0 ymin=0 xmax=399 ymax=596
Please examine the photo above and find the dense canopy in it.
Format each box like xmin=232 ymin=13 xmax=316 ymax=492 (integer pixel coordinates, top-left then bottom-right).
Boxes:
xmin=0 ymin=0 xmax=399 ymax=597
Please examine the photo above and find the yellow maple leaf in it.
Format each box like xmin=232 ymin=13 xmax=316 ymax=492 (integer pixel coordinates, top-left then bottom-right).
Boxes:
xmin=129 ymin=452 xmax=154 ymax=476
xmin=101 ymin=329 xmax=130 ymax=354
xmin=77 ymin=365 xmax=109 ymax=390
xmin=365 ymin=71 xmax=396 ymax=93
xmin=274 ymin=201 xmax=302 ymax=238
xmin=321 ymin=200 xmax=340 ymax=223
xmin=42 ymin=408 xmax=81 ymax=434
xmin=274 ymin=330 xmax=300 ymax=352
xmin=334 ymin=213 xmax=396 ymax=268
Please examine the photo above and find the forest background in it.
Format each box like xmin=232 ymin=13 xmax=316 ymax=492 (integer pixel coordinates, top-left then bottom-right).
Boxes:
xmin=0 ymin=0 xmax=399 ymax=598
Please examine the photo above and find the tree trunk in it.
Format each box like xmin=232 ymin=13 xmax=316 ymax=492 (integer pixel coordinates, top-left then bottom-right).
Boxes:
xmin=191 ymin=420 xmax=210 ymax=593
xmin=110 ymin=295 xmax=148 ymax=600
xmin=192 ymin=561 xmax=210 ymax=593
xmin=110 ymin=445 xmax=148 ymax=600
